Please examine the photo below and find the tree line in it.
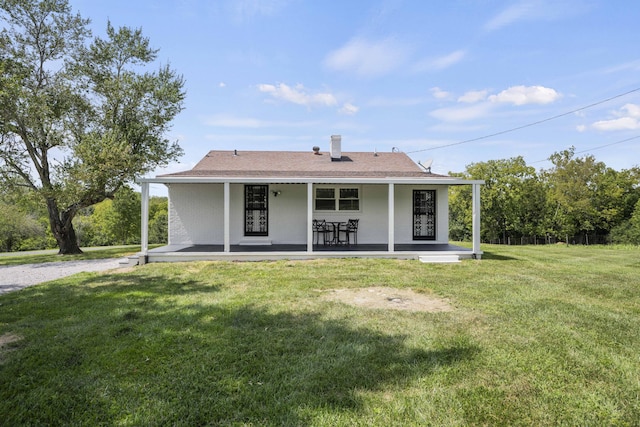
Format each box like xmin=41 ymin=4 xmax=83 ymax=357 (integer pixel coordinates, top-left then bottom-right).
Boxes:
xmin=0 ymin=186 xmax=167 ymax=252
xmin=449 ymin=147 xmax=640 ymax=245
xmin=4 ymin=145 xmax=638 ymax=252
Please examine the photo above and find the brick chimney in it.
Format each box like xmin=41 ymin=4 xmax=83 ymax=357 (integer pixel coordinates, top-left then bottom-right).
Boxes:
xmin=330 ymin=135 xmax=342 ymax=160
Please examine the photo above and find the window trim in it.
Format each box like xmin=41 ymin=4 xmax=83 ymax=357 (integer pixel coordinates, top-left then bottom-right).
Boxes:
xmin=314 ymin=185 xmax=361 ymax=212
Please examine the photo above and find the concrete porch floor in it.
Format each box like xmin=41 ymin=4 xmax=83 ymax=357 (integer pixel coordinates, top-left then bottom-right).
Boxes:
xmin=140 ymin=243 xmax=478 ymax=263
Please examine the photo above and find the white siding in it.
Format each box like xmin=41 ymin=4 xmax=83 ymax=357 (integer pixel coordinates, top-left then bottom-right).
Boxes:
xmin=266 ymin=184 xmax=308 ymax=244
xmin=310 ymin=184 xmax=448 ymax=244
xmin=229 ymin=183 xmax=308 ymax=244
xmin=312 ymin=184 xmax=388 ymax=244
xmin=167 ymin=182 xmax=450 ymax=245
xmin=168 ymin=184 xmax=224 ymax=244
xmin=394 ymin=185 xmax=449 ymax=244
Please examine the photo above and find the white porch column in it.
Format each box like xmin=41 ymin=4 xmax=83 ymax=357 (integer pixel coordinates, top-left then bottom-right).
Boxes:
xmin=388 ymin=183 xmax=395 ymax=252
xmin=224 ymin=182 xmax=230 ymax=252
xmin=141 ymin=182 xmax=150 ymax=259
xmin=472 ymin=183 xmax=482 ymax=259
xmin=307 ymin=183 xmax=314 ymax=252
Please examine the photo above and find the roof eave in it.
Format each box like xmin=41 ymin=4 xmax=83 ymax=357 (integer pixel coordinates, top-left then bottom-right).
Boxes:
xmin=138 ymin=176 xmax=484 ymax=185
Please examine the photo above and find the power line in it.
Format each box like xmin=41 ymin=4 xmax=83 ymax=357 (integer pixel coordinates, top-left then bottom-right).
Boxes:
xmin=529 ymin=135 xmax=640 ymax=164
xmin=406 ymin=86 xmax=640 ymax=154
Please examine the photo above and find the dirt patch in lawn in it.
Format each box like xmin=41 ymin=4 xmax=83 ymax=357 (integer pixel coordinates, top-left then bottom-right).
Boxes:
xmin=0 ymin=333 xmax=22 ymax=364
xmin=321 ymin=286 xmax=454 ymax=313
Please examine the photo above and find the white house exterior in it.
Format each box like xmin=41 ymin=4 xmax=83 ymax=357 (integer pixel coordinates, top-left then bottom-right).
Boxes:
xmin=138 ymin=136 xmax=483 ymax=263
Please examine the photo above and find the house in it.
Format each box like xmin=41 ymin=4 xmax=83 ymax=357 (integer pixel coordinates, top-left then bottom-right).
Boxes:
xmin=137 ymin=135 xmax=483 ymax=263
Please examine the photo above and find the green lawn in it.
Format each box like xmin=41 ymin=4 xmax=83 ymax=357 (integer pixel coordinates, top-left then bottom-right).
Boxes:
xmin=0 ymin=245 xmax=147 ymax=266
xmin=1 ymin=245 xmax=639 ymax=426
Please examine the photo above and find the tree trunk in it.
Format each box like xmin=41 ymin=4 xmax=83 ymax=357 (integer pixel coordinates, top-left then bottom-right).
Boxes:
xmin=46 ymin=198 xmax=83 ymax=255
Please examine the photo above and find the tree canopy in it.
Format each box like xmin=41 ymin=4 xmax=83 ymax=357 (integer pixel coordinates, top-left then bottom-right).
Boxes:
xmin=0 ymin=0 xmax=184 ymax=254
xmin=450 ymin=149 xmax=640 ymax=244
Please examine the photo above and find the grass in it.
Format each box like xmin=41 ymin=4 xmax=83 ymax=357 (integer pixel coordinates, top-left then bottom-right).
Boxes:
xmin=0 ymin=245 xmax=148 ymax=266
xmin=0 ymin=244 xmax=639 ymax=426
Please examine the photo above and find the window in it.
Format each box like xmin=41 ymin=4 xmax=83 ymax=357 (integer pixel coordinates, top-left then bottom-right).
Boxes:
xmin=315 ymin=188 xmax=336 ymax=211
xmin=315 ymin=186 xmax=360 ymax=211
xmin=339 ymin=188 xmax=359 ymax=210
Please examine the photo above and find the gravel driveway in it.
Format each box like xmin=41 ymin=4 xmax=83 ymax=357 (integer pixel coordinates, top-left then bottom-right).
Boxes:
xmin=0 ymin=259 xmax=123 ymax=295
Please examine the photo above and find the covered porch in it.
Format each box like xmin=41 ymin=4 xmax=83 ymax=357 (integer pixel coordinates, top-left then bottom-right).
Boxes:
xmin=138 ymin=177 xmax=483 ymax=263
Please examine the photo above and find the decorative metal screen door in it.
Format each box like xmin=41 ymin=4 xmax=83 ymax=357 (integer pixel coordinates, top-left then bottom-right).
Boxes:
xmin=245 ymin=185 xmax=268 ymax=236
xmin=413 ymin=190 xmax=436 ymax=240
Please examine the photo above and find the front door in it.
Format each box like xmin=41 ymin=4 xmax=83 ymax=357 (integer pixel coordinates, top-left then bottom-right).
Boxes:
xmin=413 ymin=189 xmax=436 ymax=240
xmin=245 ymin=185 xmax=268 ymax=236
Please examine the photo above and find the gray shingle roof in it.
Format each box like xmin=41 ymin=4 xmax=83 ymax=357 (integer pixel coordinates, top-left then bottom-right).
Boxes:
xmin=160 ymin=150 xmax=448 ymax=179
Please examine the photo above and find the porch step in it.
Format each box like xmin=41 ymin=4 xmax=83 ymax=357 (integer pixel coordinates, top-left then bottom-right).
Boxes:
xmin=418 ymin=254 xmax=460 ymax=263
xmin=119 ymin=255 xmax=140 ymax=267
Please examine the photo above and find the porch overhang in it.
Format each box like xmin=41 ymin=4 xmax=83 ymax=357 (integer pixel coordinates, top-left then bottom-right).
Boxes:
xmin=136 ymin=176 xmax=484 ymax=263
xmin=138 ymin=176 xmax=484 ymax=186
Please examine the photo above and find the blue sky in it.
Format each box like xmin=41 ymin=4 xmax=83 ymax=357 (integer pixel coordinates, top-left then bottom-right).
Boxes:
xmin=73 ymin=0 xmax=640 ymax=193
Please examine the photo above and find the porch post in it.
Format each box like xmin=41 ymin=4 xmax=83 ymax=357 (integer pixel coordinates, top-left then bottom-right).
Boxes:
xmin=472 ymin=183 xmax=482 ymax=259
xmin=307 ymin=182 xmax=313 ymax=252
xmin=141 ymin=182 xmax=150 ymax=260
xmin=224 ymin=182 xmax=230 ymax=252
xmin=388 ymin=183 xmax=395 ymax=252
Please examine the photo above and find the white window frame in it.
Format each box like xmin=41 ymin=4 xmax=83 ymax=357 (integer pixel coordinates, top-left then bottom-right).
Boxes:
xmin=314 ymin=185 xmax=361 ymax=212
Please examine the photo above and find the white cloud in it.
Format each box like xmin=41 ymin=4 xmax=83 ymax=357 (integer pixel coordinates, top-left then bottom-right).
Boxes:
xmin=413 ymin=50 xmax=466 ymax=72
xmin=430 ymin=87 xmax=451 ymax=100
xmin=324 ymin=37 xmax=410 ymax=77
xmin=488 ymin=85 xmax=561 ymax=105
xmin=339 ymin=103 xmax=359 ymax=115
xmin=484 ymin=0 xmax=593 ymax=31
xmin=591 ymin=104 xmax=640 ymax=131
xmin=433 ymin=50 xmax=466 ymax=69
xmin=621 ymin=103 xmax=640 ymax=118
xmin=602 ymin=59 xmax=640 ymax=74
xmin=484 ymin=1 xmax=537 ymax=31
xmin=218 ymin=82 xmax=226 ymax=88
xmin=430 ymin=103 xmax=494 ymax=122
xmin=429 ymin=85 xmax=560 ymax=123
xmin=484 ymin=0 xmax=586 ymax=31
xmin=458 ymin=90 xmax=489 ymax=103
xmin=258 ymin=83 xmax=338 ymax=107
xmin=592 ymin=117 xmax=640 ymax=131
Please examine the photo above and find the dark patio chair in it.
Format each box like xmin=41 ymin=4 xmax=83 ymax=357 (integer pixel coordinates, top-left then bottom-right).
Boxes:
xmin=338 ymin=218 xmax=359 ymax=245
xmin=312 ymin=219 xmax=331 ymax=245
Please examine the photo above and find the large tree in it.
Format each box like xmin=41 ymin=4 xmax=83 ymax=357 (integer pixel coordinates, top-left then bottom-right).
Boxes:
xmin=543 ymin=148 xmax=640 ymax=242
xmin=454 ymin=156 xmax=546 ymax=243
xmin=543 ymin=147 xmax=609 ymax=240
xmin=0 ymin=0 xmax=184 ymax=254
